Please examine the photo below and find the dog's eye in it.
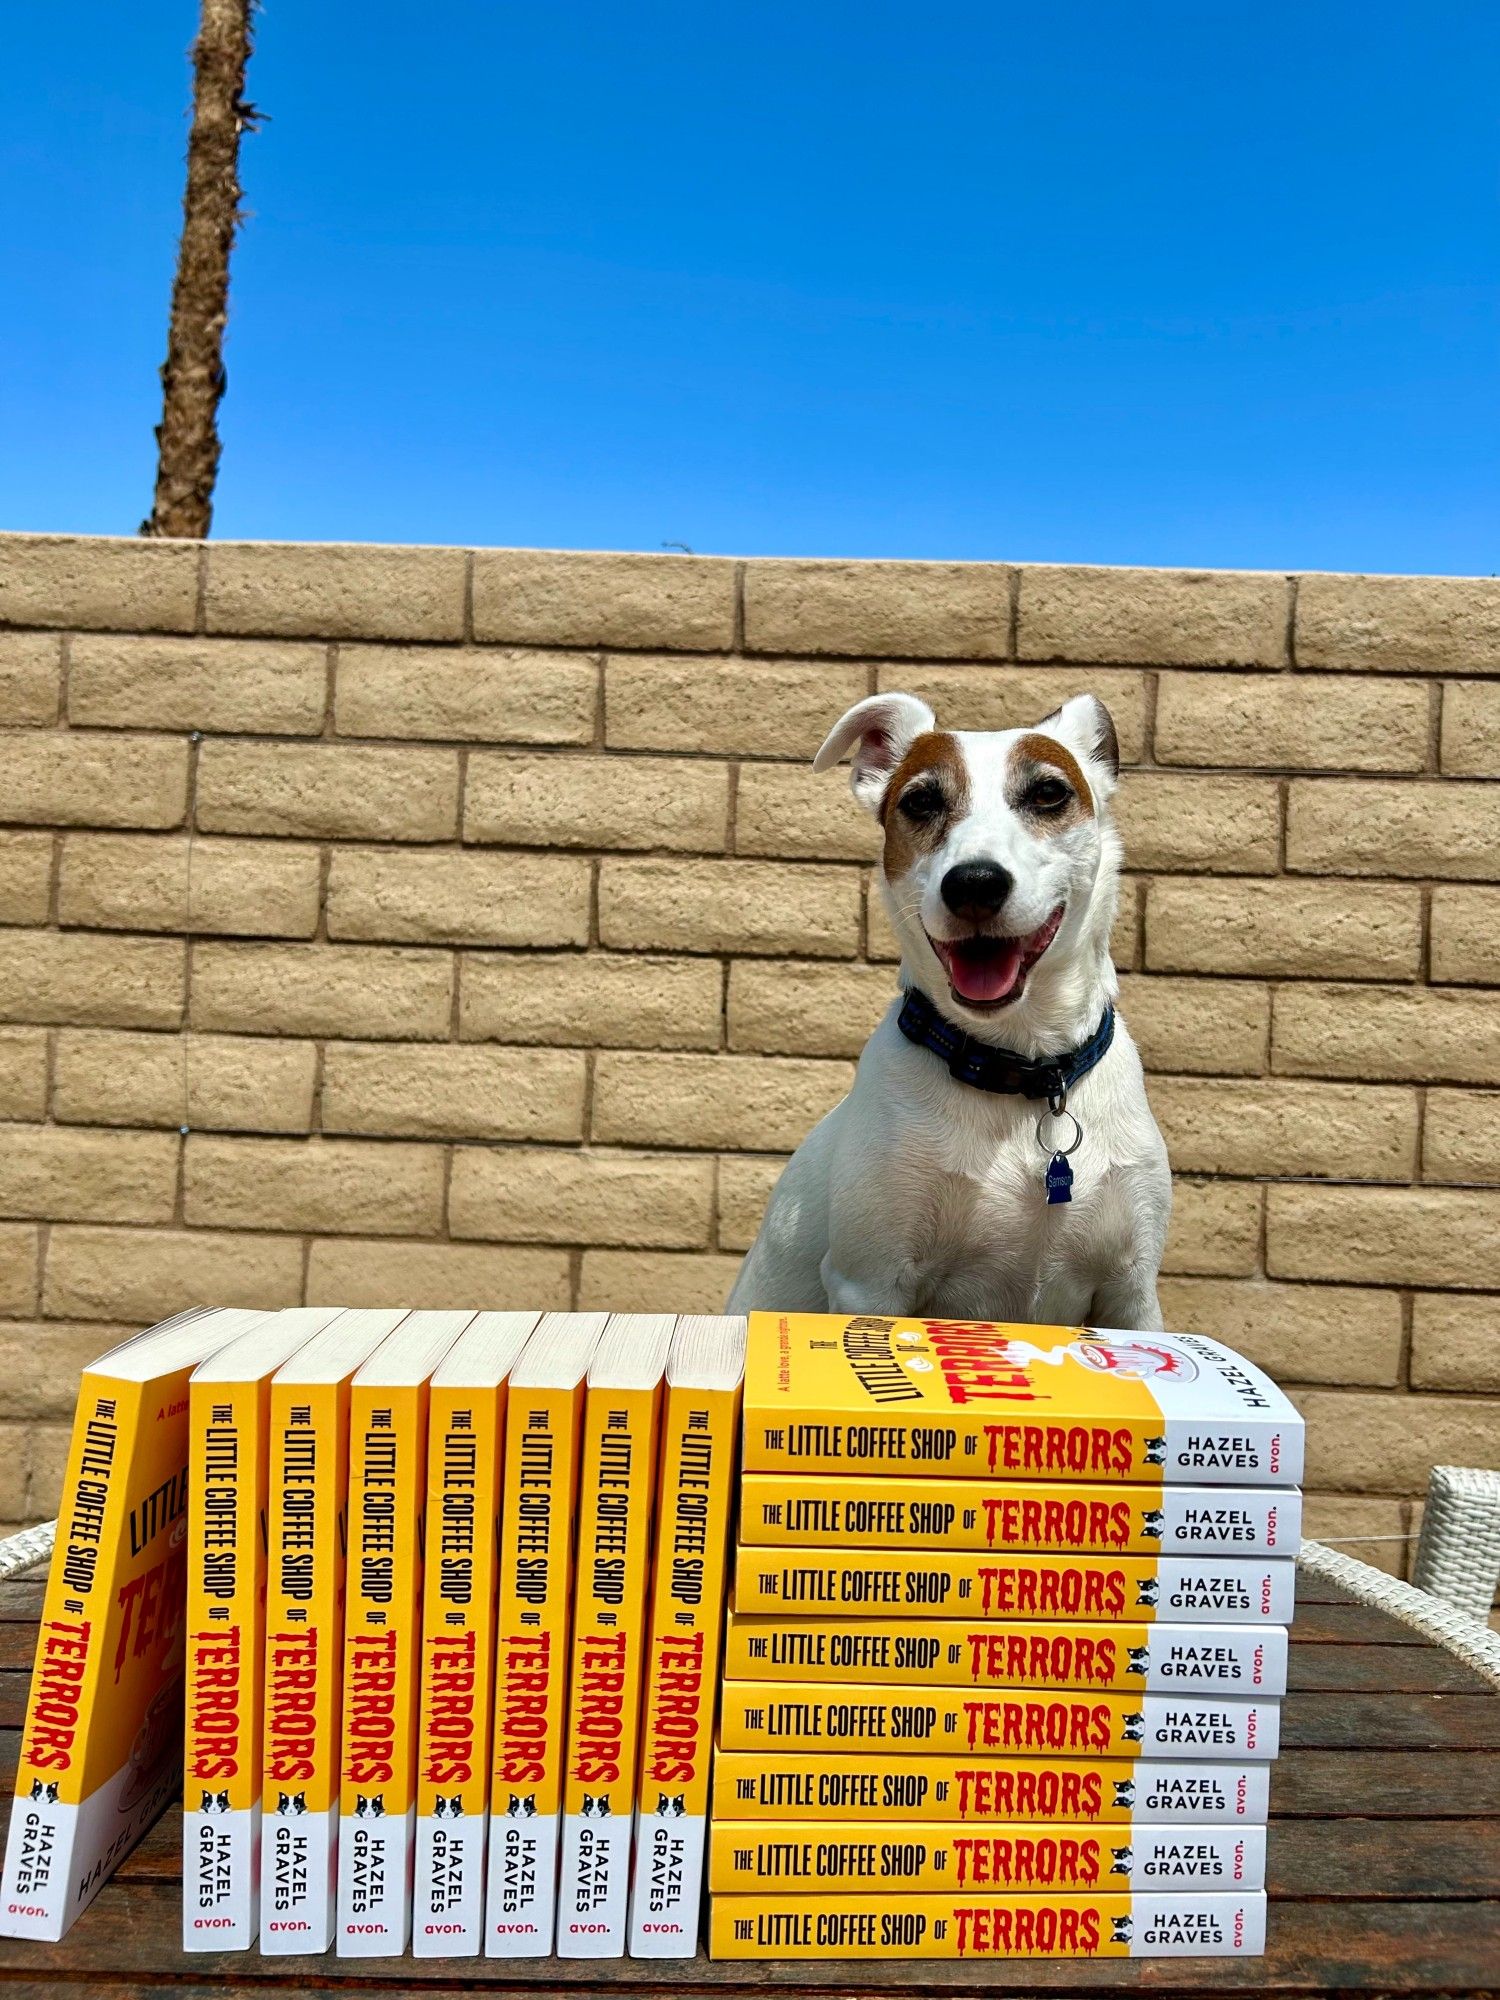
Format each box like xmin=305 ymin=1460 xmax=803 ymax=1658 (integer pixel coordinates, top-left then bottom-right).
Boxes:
xmin=897 ymin=784 xmax=944 ymax=823
xmin=1027 ymin=776 xmax=1072 ymax=812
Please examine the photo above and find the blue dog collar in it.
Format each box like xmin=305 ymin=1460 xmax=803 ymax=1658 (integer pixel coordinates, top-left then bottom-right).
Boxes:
xmin=896 ymin=986 xmax=1116 ymax=1104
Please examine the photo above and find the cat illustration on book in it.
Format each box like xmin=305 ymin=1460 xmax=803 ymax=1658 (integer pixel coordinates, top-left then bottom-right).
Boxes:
xmin=580 ymin=1794 xmax=613 ymax=1818
xmin=1136 ymin=1578 xmax=1160 ymax=1608
xmin=27 ymin=1781 xmax=59 ymax=1806
xmin=655 ymin=1793 xmax=686 ymax=1818
xmin=1141 ymin=1510 xmax=1166 ymax=1539
xmin=1111 ymin=1915 xmax=1134 ymax=1944
xmin=1122 ymin=1712 xmax=1146 ymax=1742
xmin=432 ymin=1795 xmax=465 ymax=1819
xmin=197 ymin=1789 xmax=230 ymax=1814
xmin=1112 ymin=1780 xmax=1136 ymax=1808
xmin=276 ymin=1792 xmax=307 ymax=1816
xmin=354 ymin=1795 xmax=385 ymax=1819
xmin=1126 ymin=1646 xmax=1151 ymax=1674
xmin=505 ymin=1793 xmax=537 ymax=1818
xmin=1110 ymin=1846 xmax=1132 ymax=1874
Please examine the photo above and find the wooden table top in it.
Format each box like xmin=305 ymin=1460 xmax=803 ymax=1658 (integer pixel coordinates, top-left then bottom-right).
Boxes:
xmin=0 ymin=1569 xmax=1495 ymax=1998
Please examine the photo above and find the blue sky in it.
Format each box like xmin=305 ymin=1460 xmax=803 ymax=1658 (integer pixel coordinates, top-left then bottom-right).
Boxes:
xmin=3 ymin=3 xmax=1497 ymax=570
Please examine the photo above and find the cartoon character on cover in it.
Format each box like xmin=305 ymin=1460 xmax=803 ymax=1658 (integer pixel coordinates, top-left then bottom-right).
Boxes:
xmin=901 ymin=1328 xmax=1201 ymax=1383
xmin=28 ymin=1780 xmax=60 ymax=1805
xmin=354 ymin=1795 xmax=386 ymax=1818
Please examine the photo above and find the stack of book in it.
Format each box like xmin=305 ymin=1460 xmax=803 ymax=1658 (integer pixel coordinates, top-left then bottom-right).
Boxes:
xmin=708 ymin=1317 xmax=1303 ymax=1964
xmin=1 ymin=1306 xmax=746 ymax=1960
xmin=0 ymin=1306 xmax=1305 ymax=1965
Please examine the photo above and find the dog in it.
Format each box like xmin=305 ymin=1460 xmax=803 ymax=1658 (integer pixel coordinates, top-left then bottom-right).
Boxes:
xmin=726 ymin=690 xmax=1169 ymax=1330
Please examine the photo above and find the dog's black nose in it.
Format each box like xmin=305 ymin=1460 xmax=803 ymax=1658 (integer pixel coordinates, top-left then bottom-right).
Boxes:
xmin=940 ymin=861 xmax=1013 ymax=919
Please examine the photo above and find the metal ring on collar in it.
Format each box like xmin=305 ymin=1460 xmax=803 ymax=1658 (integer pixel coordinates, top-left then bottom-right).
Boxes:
xmin=1036 ymin=1107 xmax=1083 ymax=1156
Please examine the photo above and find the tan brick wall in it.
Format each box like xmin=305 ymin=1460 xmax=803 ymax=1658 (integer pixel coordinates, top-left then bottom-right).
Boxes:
xmin=1 ymin=534 xmax=1495 ymax=1575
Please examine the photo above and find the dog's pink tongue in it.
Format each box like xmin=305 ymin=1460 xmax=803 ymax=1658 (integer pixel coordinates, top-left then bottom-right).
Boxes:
xmin=950 ymin=939 xmax=1024 ymax=1003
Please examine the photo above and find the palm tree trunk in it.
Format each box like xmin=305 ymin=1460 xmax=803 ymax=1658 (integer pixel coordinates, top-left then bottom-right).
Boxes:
xmin=141 ymin=0 xmax=258 ymax=539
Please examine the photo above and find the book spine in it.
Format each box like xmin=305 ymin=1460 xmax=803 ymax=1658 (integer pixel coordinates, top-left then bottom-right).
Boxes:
xmin=259 ymin=1378 xmax=350 ymax=1955
xmin=484 ymin=1383 xmax=584 ymax=1959
xmin=627 ymin=1375 xmax=741 ymax=1959
xmin=724 ymin=1615 xmax=1288 ymax=1698
xmin=182 ymin=1377 xmax=267 ymax=1950
xmin=717 ymin=1685 xmax=1278 ymax=1761
xmin=740 ymin=1475 xmax=1301 ymax=1557
xmin=708 ymin=1821 xmax=1268 ymax=1893
xmin=711 ymin=1753 xmax=1271 ymax=1825
xmin=732 ymin=1550 xmax=1297 ymax=1625
xmin=0 ymin=1376 xmax=135 ymax=1943
xmin=411 ymin=1382 xmax=504 ymax=1959
xmin=335 ymin=1380 xmax=427 ymax=1957
xmin=555 ymin=1384 xmax=661 ymax=1959
xmin=708 ymin=1890 xmax=1267 ymax=1959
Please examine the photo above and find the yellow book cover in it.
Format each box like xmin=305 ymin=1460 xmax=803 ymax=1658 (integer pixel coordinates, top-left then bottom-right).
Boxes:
xmin=718 ymin=1683 xmax=1278 ymax=1760
xmin=483 ymin=1312 xmax=604 ymax=1959
xmin=627 ymin=1314 xmax=746 ymax=1959
xmin=708 ymin=1821 xmax=1267 ymax=1894
xmin=335 ymin=1310 xmax=475 ymax=1958
xmin=182 ymin=1307 xmax=346 ymax=1951
xmin=259 ymin=1309 xmax=406 ymax=1955
xmin=723 ymin=1615 xmax=1289 ymax=1698
xmin=733 ymin=1548 xmax=1296 ymax=1625
xmin=712 ymin=1751 xmax=1272 ymax=1825
xmin=741 ymin=1316 xmax=1302 ymax=1486
xmin=1 ymin=1307 xmax=255 ymax=1943
xmin=740 ymin=1473 xmax=1300 ymax=1557
xmin=708 ymin=1890 xmax=1267 ymax=1959
xmin=555 ymin=1313 xmax=675 ymax=1960
xmin=411 ymin=1311 xmax=543 ymax=1960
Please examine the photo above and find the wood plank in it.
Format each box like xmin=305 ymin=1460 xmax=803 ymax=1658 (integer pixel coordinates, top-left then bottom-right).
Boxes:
xmin=0 ymin=1626 xmax=36 ymax=1671
xmin=1286 ymin=1643 xmax=1490 ymax=1694
xmin=1270 ymin=1750 xmax=1500 ymax=1816
xmin=1269 ymin=1819 xmax=1499 ymax=1899
xmin=0 ymin=1579 xmax=44 ymax=1622
xmin=1288 ymin=1602 xmax=1429 ymax=1645
xmin=1 ymin=1886 xmax=1497 ymax=1993
xmin=1280 ymin=1692 xmax=1500 ymax=1752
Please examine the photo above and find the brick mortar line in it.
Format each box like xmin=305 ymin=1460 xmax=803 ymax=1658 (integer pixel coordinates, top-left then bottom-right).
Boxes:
xmin=24 ymin=616 xmax=1500 ymax=679
xmin=13 ymin=722 xmax=1500 ymax=780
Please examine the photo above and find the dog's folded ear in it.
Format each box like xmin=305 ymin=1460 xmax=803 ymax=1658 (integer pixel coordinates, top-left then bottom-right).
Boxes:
xmin=1036 ymin=692 xmax=1120 ymax=802
xmin=813 ymin=693 xmax=937 ymax=814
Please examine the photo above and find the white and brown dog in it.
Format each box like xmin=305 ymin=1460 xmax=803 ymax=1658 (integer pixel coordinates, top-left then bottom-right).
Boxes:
xmin=726 ymin=690 xmax=1170 ymax=1330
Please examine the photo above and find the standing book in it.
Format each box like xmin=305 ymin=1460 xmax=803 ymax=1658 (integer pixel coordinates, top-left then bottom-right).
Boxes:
xmin=741 ymin=1318 xmax=1303 ymax=1486
xmin=482 ymin=1311 xmax=607 ymax=1959
xmin=410 ymin=1310 xmax=546 ymax=1959
xmin=555 ymin=1313 xmax=675 ymax=1959
xmin=182 ymin=1306 xmax=347 ymax=1951
xmin=258 ymin=1309 xmax=408 ymax=1955
xmin=0 ymin=1308 xmax=253 ymax=1943
xmin=627 ymin=1313 xmax=746 ymax=1959
xmin=335 ymin=1310 xmax=475 ymax=1957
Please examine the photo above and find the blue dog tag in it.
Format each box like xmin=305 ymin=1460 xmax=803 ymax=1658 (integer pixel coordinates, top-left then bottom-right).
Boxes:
xmin=1045 ymin=1153 xmax=1074 ymax=1205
